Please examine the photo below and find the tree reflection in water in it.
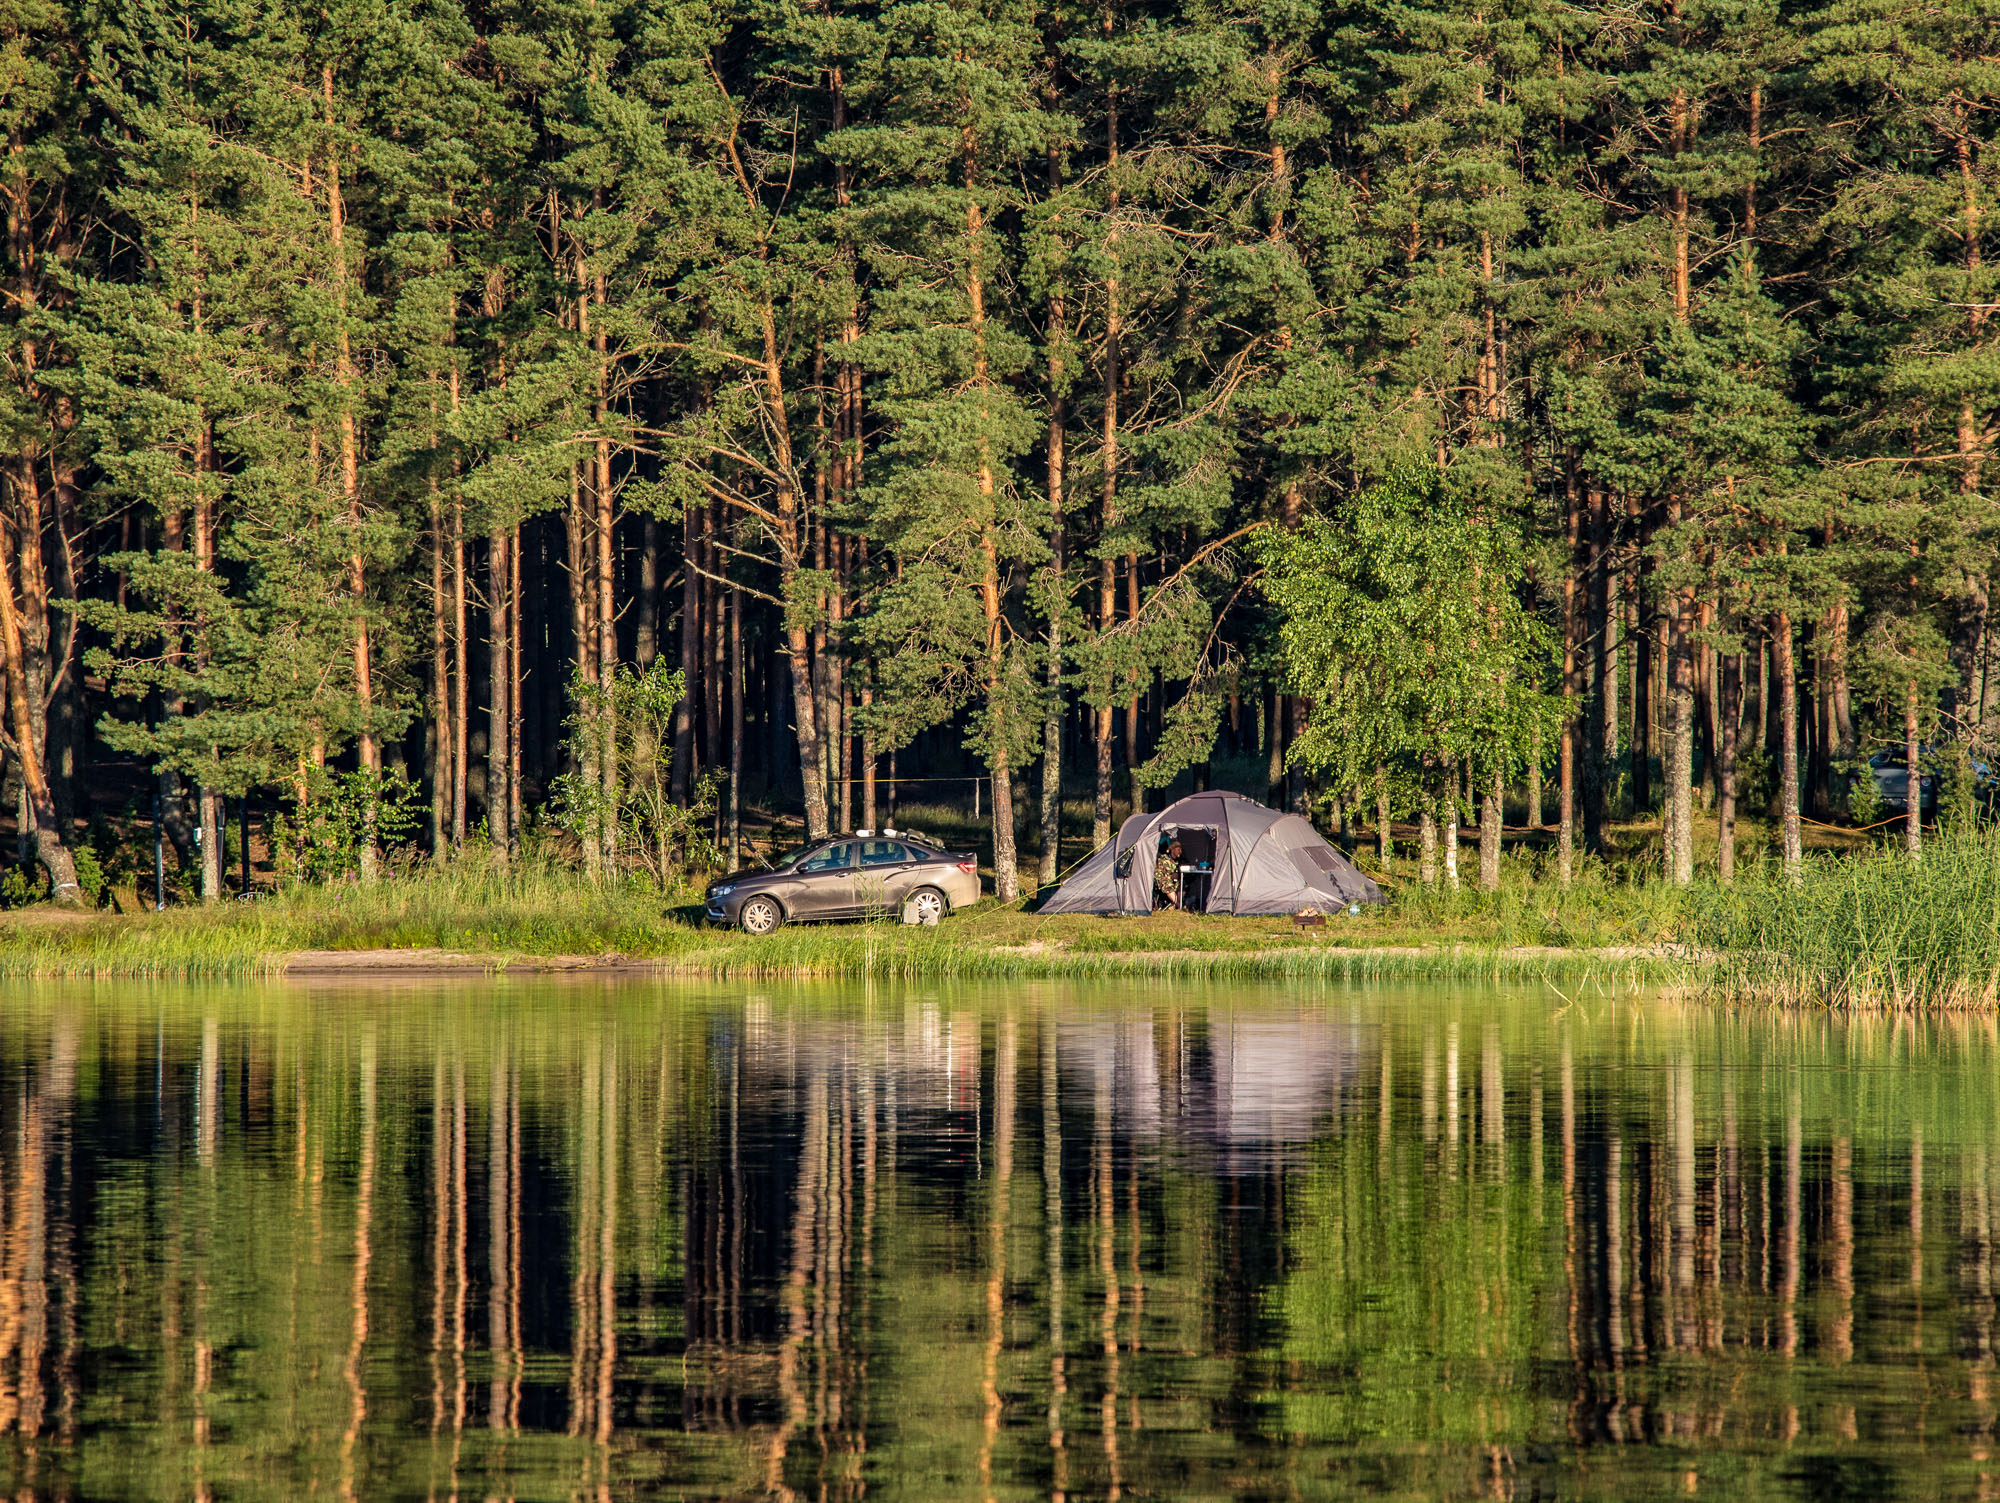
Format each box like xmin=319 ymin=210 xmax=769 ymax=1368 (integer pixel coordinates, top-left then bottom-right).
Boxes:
xmin=0 ymin=983 xmax=1989 ymax=1500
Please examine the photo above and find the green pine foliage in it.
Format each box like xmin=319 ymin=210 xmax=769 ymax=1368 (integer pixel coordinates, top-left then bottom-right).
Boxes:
xmin=0 ymin=0 xmax=1995 ymax=912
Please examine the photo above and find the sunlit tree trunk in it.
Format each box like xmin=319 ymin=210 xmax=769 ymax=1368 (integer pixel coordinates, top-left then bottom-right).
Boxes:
xmin=729 ymin=584 xmax=743 ymax=871
xmin=0 ymin=488 xmax=77 ymax=903
xmin=324 ymin=67 xmax=377 ymax=882
xmin=488 ymin=528 xmax=512 ymax=862
xmin=1718 ymin=649 xmax=1739 ymax=882
xmin=1906 ymin=677 xmax=1922 ymax=858
xmin=429 ymin=479 xmax=450 ymax=857
xmin=1773 ymin=603 xmax=1803 ymax=877
xmin=966 ymin=142 xmax=1018 ymax=901
xmin=1039 ymin=208 xmax=1067 ymax=889
xmin=1093 ymin=85 xmax=1120 ymax=852
xmin=588 ymin=264 xmax=618 ymax=865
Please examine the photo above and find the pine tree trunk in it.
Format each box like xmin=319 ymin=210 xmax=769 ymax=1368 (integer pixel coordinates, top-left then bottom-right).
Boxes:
xmin=324 ymin=69 xmax=377 ymax=881
xmin=1560 ymin=462 xmax=1580 ymax=884
xmin=1125 ymin=575 xmax=1141 ymax=810
xmin=1668 ymin=614 xmax=1695 ymax=886
xmin=1773 ymin=606 xmax=1803 ymax=877
xmin=1593 ymin=487 xmax=1620 ymax=825
xmin=451 ymin=499 xmax=469 ymax=848
xmin=1905 ymin=678 xmax=1921 ymax=859
xmin=1089 ymin=82 xmax=1124 ymax=847
xmin=1697 ymin=606 xmax=1717 ymax=812
xmin=1479 ymin=765 xmax=1502 ymax=892
xmin=861 ymin=680 xmax=878 ymax=833
xmin=729 ymin=584 xmax=743 ymax=872
xmin=673 ymin=503 xmax=697 ymax=806
xmin=1744 ymin=629 xmax=1765 ymax=760
xmin=787 ymin=627 xmax=829 ymax=841
xmin=1039 ymin=328 xmax=1066 ymax=888
xmin=1632 ymin=497 xmax=1653 ymax=816
xmin=510 ymin=523 xmax=524 ymax=847
xmin=1718 ymin=649 xmax=1739 ymax=883
xmin=194 ymin=491 xmax=223 ymax=903
xmin=0 ymin=505 xmax=76 ymax=903
xmin=1581 ymin=484 xmax=1607 ymax=846
xmin=831 ymin=534 xmax=850 ymax=834
xmin=199 ymin=785 xmax=222 ymax=903
xmin=1828 ymin=594 xmax=1855 ymax=755
xmin=637 ymin=515 xmax=659 ymax=670
xmin=965 ymin=144 xmax=1017 ymax=902
xmin=705 ymin=500 xmax=724 ymax=778
xmin=488 ymin=528 xmax=512 ymax=863
xmin=430 ymin=485 xmax=450 ymax=856
xmin=592 ymin=290 xmax=617 ymax=864
xmin=721 ymin=122 xmax=828 ymax=841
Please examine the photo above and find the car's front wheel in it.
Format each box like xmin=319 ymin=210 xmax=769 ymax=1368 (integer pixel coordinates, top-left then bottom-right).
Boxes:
xmin=904 ymin=886 xmax=947 ymax=926
xmin=739 ymin=896 xmax=785 ymax=935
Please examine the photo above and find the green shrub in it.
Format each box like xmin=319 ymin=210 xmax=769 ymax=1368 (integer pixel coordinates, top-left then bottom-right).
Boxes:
xmin=0 ymin=864 xmax=39 ymax=908
xmin=71 ymin=846 xmax=105 ymax=908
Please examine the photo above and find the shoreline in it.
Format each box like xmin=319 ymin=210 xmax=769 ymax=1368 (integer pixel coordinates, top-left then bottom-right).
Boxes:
xmin=275 ymin=940 xmax=1682 ymax=981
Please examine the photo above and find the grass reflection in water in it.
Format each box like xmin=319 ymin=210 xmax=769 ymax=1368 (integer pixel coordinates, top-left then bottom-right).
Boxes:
xmin=0 ymin=979 xmax=1989 ymax=1501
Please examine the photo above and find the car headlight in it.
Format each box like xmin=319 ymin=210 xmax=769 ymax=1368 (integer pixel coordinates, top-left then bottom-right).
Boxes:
xmin=710 ymin=884 xmax=736 ymax=899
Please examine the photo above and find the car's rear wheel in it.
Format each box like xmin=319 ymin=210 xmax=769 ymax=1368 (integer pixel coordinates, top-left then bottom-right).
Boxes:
xmin=906 ymin=886 xmax=947 ymax=925
xmin=739 ymin=896 xmax=785 ymax=935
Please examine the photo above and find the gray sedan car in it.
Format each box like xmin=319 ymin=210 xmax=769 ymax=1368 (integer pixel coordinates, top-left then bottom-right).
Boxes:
xmin=704 ymin=833 xmax=982 ymax=934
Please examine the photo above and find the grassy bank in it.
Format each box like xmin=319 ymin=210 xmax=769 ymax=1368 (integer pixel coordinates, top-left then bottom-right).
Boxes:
xmin=8 ymin=827 xmax=1998 ymax=1006
xmin=0 ymin=858 xmax=1683 ymax=983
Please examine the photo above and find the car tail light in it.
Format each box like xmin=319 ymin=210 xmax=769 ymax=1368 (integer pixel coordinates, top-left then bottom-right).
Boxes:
xmin=957 ymin=860 xmax=977 ymax=875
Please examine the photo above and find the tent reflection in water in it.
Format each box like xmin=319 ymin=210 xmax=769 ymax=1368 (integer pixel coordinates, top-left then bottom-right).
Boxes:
xmin=1038 ymin=789 xmax=1385 ymax=915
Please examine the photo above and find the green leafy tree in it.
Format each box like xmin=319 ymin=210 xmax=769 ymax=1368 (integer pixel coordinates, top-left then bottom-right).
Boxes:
xmin=1259 ymin=469 xmax=1568 ymax=887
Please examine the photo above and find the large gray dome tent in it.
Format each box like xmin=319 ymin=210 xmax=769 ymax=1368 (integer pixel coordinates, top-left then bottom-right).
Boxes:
xmin=1038 ymin=790 xmax=1384 ymax=916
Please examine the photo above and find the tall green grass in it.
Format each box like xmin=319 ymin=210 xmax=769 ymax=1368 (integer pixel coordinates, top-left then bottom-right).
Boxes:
xmin=1689 ymin=825 xmax=2000 ymax=1009
xmin=1378 ymin=861 xmax=1687 ymax=949
xmin=0 ymin=859 xmax=712 ymax=980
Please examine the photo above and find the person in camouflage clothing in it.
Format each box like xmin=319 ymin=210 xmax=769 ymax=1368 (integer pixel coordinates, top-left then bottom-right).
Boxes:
xmin=1154 ymin=839 xmax=1183 ymax=911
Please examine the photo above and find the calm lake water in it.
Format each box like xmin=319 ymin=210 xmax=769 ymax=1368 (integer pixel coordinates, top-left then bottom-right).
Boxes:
xmin=0 ymin=977 xmax=1990 ymax=1501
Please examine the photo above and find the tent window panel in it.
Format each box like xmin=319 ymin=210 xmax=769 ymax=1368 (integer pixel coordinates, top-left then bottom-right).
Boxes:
xmin=1292 ymin=853 xmax=1335 ymax=889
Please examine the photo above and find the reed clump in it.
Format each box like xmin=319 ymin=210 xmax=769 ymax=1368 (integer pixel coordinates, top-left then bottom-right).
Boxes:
xmin=1689 ymin=826 xmax=2000 ymax=1009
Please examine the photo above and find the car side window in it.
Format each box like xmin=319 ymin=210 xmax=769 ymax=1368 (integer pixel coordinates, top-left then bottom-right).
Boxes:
xmin=859 ymin=840 xmax=910 ymax=867
xmin=799 ymin=842 xmax=855 ymax=873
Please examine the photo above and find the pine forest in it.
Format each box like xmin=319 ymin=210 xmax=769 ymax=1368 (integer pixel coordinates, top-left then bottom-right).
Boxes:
xmin=3 ymin=0 xmax=1996 ymax=905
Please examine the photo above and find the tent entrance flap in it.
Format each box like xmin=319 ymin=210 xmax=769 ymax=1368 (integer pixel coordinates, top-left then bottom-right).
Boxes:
xmin=1160 ymin=825 xmax=1220 ymax=912
xmin=1161 ymin=826 xmax=1216 ymax=867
